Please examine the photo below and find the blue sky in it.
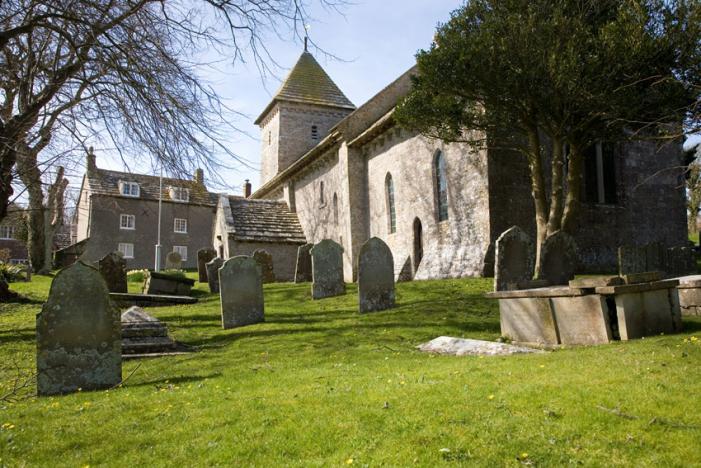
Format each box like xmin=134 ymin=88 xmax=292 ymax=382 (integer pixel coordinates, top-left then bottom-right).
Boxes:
xmin=93 ymin=1 xmax=464 ymax=195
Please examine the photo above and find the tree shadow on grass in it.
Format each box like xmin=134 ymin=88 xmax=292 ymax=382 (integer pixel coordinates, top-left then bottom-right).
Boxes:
xmin=125 ymin=372 xmax=222 ymax=388
xmin=0 ymin=327 xmax=35 ymax=345
xmin=681 ymin=318 xmax=701 ymax=333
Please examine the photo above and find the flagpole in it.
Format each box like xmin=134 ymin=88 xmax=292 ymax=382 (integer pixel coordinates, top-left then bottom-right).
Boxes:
xmin=155 ymin=166 xmax=163 ymax=271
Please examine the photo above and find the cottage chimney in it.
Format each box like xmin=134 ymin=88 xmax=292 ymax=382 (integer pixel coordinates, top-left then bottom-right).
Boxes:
xmin=244 ymin=179 xmax=252 ymax=198
xmin=195 ymin=168 xmax=204 ymax=185
xmin=87 ymin=147 xmax=97 ymax=172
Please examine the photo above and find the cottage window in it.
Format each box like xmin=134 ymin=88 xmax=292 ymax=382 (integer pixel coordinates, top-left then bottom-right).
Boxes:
xmin=0 ymin=225 xmax=14 ymax=239
xmin=584 ymin=142 xmax=617 ymax=205
xmin=434 ymin=150 xmax=449 ymax=221
xmin=120 ymin=214 xmax=135 ymax=230
xmin=311 ymin=125 xmax=319 ymax=141
xmin=118 ymin=243 xmax=134 ymax=259
xmin=173 ymin=245 xmax=188 ymax=261
xmin=174 ymin=218 xmax=188 ymax=233
xmin=170 ymin=187 xmax=190 ymax=202
xmin=120 ymin=181 xmax=140 ymax=197
xmin=386 ymin=173 xmax=396 ymax=234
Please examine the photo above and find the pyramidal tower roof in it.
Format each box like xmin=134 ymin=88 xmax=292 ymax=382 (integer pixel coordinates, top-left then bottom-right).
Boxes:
xmin=255 ymin=49 xmax=355 ymax=124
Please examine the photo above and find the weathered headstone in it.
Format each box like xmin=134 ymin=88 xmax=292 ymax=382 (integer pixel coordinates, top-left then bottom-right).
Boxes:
xmin=219 ymin=256 xmax=265 ymax=329
xmin=97 ymin=251 xmax=128 ymax=293
xmin=206 ymin=257 xmax=224 ymax=293
xmin=165 ymin=251 xmax=182 ymax=270
xmin=494 ymin=226 xmax=534 ymax=291
xmin=358 ymin=237 xmax=395 ymax=313
xmin=310 ymin=239 xmax=346 ymax=299
xmin=197 ymin=248 xmax=217 ymax=283
xmin=618 ymin=245 xmax=646 ymax=276
xmin=253 ymin=249 xmax=275 ymax=283
xmin=645 ymin=242 xmax=665 ymax=273
xmin=538 ymin=231 xmax=578 ymax=286
xmin=665 ymin=246 xmax=696 ymax=277
xmin=36 ymin=262 xmax=121 ymax=396
xmin=294 ymin=244 xmax=313 ymax=283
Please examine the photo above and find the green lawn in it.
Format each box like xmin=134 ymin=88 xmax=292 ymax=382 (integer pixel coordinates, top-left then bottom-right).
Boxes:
xmin=1 ymin=274 xmax=701 ymax=467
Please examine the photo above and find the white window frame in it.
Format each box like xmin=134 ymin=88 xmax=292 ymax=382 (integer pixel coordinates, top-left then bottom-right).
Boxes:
xmin=174 ymin=218 xmax=188 ymax=234
xmin=173 ymin=245 xmax=187 ymax=261
xmin=118 ymin=243 xmax=134 ymax=259
xmin=169 ymin=187 xmax=190 ymax=202
xmin=120 ymin=214 xmax=135 ymax=230
xmin=0 ymin=225 xmax=14 ymax=239
xmin=119 ymin=181 xmax=140 ymax=198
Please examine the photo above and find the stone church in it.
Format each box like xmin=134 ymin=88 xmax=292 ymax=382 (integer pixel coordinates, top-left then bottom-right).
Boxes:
xmin=215 ymin=48 xmax=688 ymax=282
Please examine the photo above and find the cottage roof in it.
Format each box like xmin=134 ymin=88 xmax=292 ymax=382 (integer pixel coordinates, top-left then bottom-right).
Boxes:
xmin=255 ymin=51 xmax=355 ymax=125
xmin=225 ymin=196 xmax=306 ymax=244
xmin=87 ymin=168 xmax=217 ymax=206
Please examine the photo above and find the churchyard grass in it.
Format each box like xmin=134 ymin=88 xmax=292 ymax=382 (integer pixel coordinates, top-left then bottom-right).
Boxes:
xmin=1 ymin=274 xmax=701 ymax=466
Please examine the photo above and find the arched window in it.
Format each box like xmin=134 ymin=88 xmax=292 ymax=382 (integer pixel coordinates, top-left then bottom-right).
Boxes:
xmin=319 ymin=181 xmax=325 ymax=205
xmin=434 ymin=150 xmax=448 ymax=221
xmin=333 ymin=193 xmax=338 ymax=224
xmin=385 ymin=173 xmax=396 ymax=233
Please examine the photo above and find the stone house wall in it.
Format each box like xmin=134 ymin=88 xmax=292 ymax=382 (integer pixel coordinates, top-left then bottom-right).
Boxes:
xmin=81 ymin=195 xmax=215 ymax=270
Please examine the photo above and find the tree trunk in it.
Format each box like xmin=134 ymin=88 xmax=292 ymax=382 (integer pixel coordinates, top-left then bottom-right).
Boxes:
xmin=546 ymin=136 xmax=565 ymax=236
xmin=16 ymin=143 xmax=46 ymax=271
xmin=562 ymin=143 xmax=585 ymax=233
xmin=526 ymin=126 xmax=549 ymax=278
xmin=687 ymin=164 xmax=701 ymax=236
xmin=0 ymin=275 xmax=18 ymax=302
xmin=0 ymin=146 xmax=17 ymax=223
xmin=41 ymin=168 xmax=68 ymax=273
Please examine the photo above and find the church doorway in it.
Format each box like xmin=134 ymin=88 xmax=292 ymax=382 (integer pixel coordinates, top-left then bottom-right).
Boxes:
xmin=413 ymin=218 xmax=423 ymax=275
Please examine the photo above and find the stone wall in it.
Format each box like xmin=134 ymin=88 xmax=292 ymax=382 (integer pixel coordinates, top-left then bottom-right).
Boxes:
xmin=486 ymin=139 xmax=687 ymax=274
xmin=81 ymin=195 xmax=215 ymax=270
xmin=364 ymin=128 xmax=492 ymax=279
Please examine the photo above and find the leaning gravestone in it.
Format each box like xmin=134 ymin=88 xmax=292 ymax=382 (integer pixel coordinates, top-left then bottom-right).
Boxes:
xmin=494 ymin=226 xmax=535 ymax=291
xmin=206 ymin=257 xmax=224 ymax=293
xmin=311 ymin=239 xmax=346 ymax=299
xmin=165 ymin=251 xmax=182 ymax=270
xmin=197 ymin=248 xmax=217 ymax=283
xmin=358 ymin=237 xmax=395 ymax=313
xmin=253 ymin=249 xmax=275 ymax=283
xmin=219 ymin=256 xmax=265 ymax=329
xmin=538 ymin=231 xmax=578 ymax=285
xmin=294 ymin=244 xmax=313 ymax=283
xmin=97 ymin=251 xmax=128 ymax=293
xmin=36 ymin=262 xmax=121 ymax=396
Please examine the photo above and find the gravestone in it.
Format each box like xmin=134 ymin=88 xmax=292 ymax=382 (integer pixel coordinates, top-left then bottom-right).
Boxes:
xmin=253 ymin=249 xmax=275 ymax=283
xmin=538 ymin=231 xmax=578 ymax=285
xmin=358 ymin=237 xmax=395 ymax=313
xmin=618 ymin=245 xmax=647 ymax=276
xmin=97 ymin=252 xmax=127 ymax=293
xmin=219 ymin=256 xmax=265 ymax=329
xmin=665 ymin=246 xmax=696 ymax=277
xmin=36 ymin=262 xmax=121 ymax=396
xmin=206 ymin=257 xmax=224 ymax=293
xmin=197 ymin=248 xmax=217 ymax=283
xmin=494 ymin=226 xmax=534 ymax=291
xmin=294 ymin=244 xmax=313 ymax=283
xmin=397 ymin=256 xmax=413 ymax=282
xmin=165 ymin=251 xmax=182 ymax=270
xmin=310 ymin=239 xmax=346 ymax=299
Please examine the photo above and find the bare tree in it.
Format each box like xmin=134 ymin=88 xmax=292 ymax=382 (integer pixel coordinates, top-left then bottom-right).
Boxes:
xmin=0 ymin=0 xmax=345 ymax=221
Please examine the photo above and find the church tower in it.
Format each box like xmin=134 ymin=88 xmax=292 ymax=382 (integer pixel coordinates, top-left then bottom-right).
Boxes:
xmin=255 ymin=45 xmax=356 ymax=185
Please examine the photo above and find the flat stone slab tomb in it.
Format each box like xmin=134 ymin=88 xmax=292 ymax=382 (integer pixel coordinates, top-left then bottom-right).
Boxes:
xmin=110 ymin=293 xmax=197 ymax=308
xmin=485 ymin=278 xmax=682 ymax=346
xmin=417 ymin=336 xmax=543 ymax=356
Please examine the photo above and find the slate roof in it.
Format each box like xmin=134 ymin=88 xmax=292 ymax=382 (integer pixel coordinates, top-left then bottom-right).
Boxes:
xmin=87 ymin=168 xmax=216 ymax=206
xmin=255 ymin=51 xmax=355 ymax=124
xmin=226 ymin=196 xmax=306 ymax=244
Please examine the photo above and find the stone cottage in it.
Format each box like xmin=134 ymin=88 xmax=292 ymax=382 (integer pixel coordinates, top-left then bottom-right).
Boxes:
xmin=0 ymin=204 xmax=28 ymax=264
xmin=213 ymin=193 xmax=306 ymax=281
xmin=73 ymin=149 xmax=217 ymax=269
xmin=246 ymin=48 xmax=687 ymax=281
